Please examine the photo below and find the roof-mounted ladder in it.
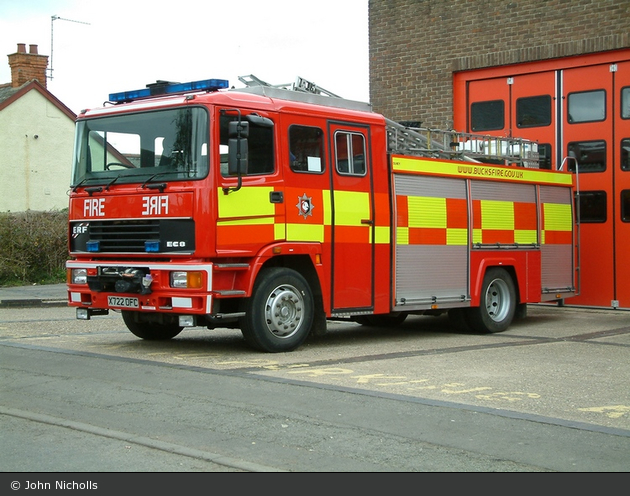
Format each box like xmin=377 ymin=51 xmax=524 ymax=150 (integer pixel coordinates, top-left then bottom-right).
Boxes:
xmin=386 ymin=119 xmax=541 ymax=168
xmin=238 ymin=74 xmax=341 ymax=98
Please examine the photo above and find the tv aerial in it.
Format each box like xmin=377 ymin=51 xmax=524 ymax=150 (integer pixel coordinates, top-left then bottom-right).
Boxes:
xmin=48 ymin=15 xmax=91 ymax=80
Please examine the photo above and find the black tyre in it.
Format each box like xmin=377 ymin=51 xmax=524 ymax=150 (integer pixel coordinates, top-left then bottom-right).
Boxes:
xmin=514 ymin=303 xmax=528 ymax=320
xmin=467 ymin=268 xmax=516 ymax=333
xmin=241 ymin=267 xmax=314 ymax=352
xmin=354 ymin=312 xmax=407 ymax=327
xmin=122 ymin=311 xmax=183 ymax=340
xmin=447 ymin=307 xmax=473 ymax=332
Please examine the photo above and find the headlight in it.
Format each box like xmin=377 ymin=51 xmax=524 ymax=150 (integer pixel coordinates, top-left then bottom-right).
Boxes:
xmin=72 ymin=268 xmax=88 ymax=284
xmin=170 ymin=271 xmax=202 ymax=289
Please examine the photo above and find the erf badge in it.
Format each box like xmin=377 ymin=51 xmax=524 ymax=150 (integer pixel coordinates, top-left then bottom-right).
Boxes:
xmin=296 ymin=193 xmax=314 ymax=219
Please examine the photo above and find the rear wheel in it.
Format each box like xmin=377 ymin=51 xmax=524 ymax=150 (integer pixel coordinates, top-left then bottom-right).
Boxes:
xmin=121 ymin=311 xmax=183 ymax=340
xmin=467 ymin=268 xmax=516 ymax=333
xmin=241 ymin=267 xmax=314 ymax=352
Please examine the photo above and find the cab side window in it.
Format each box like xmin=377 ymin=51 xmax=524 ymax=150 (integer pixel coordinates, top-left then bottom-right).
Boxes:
xmin=289 ymin=125 xmax=325 ymax=173
xmin=219 ymin=114 xmax=275 ymax=176
xmin=335 ymin=131 xmax=366 ymax=175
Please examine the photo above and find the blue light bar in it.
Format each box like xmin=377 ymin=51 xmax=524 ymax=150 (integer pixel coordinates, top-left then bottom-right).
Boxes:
xmin=145 ymin=240 xmax=160 ymax=253
xmin=86 ymin=240 xmax=100 ymax=252
xmin=109 ymin=78 xmax=229 ymax=103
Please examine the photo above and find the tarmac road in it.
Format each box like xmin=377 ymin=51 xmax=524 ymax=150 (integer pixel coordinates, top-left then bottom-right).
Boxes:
xmin=1 ymin=284 xmax=630 ymax=472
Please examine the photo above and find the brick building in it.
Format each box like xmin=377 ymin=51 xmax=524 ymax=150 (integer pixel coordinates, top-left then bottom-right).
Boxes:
xmin=368 ymin=0 xmax=630 ymax=309
xmin=368 ymin=0 xmax=629 ymax=128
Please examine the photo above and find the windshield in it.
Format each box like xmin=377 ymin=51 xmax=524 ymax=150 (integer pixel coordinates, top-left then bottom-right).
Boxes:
xmin=71 ymin=107 xmax=209 ymax=187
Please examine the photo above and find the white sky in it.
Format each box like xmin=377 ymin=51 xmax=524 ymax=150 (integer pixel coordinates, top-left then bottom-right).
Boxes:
xmin=0 ymin=0 xmax=370 ymax=115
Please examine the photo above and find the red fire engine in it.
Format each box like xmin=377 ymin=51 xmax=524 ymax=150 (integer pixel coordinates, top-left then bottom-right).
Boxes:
xmin=66 ymin=76 xmax=577 ymax=352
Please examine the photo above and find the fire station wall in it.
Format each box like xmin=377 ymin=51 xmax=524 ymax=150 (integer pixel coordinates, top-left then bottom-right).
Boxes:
xmin=0 ymin=90 xmax=74 ymax=212
xmin=368 ymin=0 xmax=630 ymax=128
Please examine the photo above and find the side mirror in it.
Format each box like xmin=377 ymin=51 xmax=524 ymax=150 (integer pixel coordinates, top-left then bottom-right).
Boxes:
xmin=227 ymin=120 xmax=249 ymax=176
xmin=228 ymin=137 xmax=248 ymax=176
xmin=229 ymin=120 xmax=249 ymax=138
xmin=246 ymin=114 xmax=273 ymax=128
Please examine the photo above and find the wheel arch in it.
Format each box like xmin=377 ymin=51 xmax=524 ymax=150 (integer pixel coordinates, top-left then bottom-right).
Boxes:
xmin=259 ymin=254 xmax=323 ymax=301
xmin=251 ymin=250 xmax=327 ymax=323
xmin=470 ymin=258 xmax=522 ymax=307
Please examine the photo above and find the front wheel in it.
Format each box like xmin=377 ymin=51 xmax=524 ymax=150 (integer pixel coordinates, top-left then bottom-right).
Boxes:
xmin=121 ymin=311 xmax=183 ymax=340
xmin=241 ymin=267 xmax=314 ymax=352
xmin=467 ymin=268 xmax=516 ymax=334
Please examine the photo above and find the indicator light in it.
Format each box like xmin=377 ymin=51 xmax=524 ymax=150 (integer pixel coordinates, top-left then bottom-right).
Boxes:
xmin=145 ymin=240 xmax=160 ymax=252
xmin=86 ymin=240 xmax=100 ymax=252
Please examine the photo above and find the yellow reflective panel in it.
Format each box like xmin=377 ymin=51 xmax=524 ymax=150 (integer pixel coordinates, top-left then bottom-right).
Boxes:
xmin=287 ymin=223 xmax=325 ymax=243
xmin=274 ymin=223 xmax=285 ymax=240
xmin=323 ymin=190 xmax=332 ymax=226
xmin=408 ymin=196 xmax=446 ymax=228
xmin=217 ymin=187 xmax=275 ymax=218
xmin=481 ymin=200 xmax=514 ymax=230
xmin=333 ymin=190 xmax=370 ymax=226
xmin=397 ymin=226 xmax=410 ymax=245
xmin=374 ymin=225 xmax=390 ymax=244
xmin=514 ymin=230 xmax=538 ymax=244
xmin=544 ymin=203 xmax=572 ymax=231
xmin=446 ymin=228 xmax=468 ymax=245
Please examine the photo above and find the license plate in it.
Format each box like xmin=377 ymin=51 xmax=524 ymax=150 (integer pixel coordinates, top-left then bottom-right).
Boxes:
xmin=107 ymin=296 xmax=139 ymax=308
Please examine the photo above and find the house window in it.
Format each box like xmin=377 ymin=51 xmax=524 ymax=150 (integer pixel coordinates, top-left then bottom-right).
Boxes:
xmin=471 ymin=100 xmax=504 ymax=131
xmin=516 ymin=95 xmax=552 ymax=128
xmin=567 ymin=90 xmax=606 ymax=123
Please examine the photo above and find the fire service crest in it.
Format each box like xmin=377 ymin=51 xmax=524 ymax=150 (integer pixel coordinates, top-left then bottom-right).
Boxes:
xmin=296 ymin=193 xmax=314 ymax=219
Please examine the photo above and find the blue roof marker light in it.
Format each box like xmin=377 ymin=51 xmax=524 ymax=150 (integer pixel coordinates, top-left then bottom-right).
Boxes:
xmin=109 ymin=78 xmax=229 ymax=103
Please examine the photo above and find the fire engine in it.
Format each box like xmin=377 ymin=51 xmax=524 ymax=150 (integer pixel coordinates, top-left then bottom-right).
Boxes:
xmin=66 ymin=75 xmax=577 ymax=352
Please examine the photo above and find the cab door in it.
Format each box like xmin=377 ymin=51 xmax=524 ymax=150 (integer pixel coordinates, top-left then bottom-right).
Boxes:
xmin=328 ymin=122 xmax=374 ymax=312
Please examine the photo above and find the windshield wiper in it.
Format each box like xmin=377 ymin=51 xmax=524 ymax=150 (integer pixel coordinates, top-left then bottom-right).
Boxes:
xmin=71 ymin=177 xmax=92 ymax=192
xmin=72 ymin=175 xmax=121 ymax=194
xmin=141 ymin=171 xmax=177 ymax=191
xmin=105 ymin=175 xmax=120 ymax=190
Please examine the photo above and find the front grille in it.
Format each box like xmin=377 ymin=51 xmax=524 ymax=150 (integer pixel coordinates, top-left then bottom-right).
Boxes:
xmin=70 ymin=219 xmax=195 ymax=254
xmin=89 ymin=220 xmax=160 ymax=252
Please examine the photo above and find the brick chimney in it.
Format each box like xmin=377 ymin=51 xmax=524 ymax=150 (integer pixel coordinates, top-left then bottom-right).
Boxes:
xmin=8 ymin=43 xmax=49 ymax=88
